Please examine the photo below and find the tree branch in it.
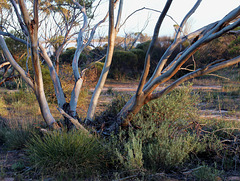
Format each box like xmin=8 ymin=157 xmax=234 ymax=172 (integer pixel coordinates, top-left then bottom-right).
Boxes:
xmin=136 ymin=0 xmax=173 ymax=97
xmin=0 ymin=36 xmax=34 ymax=89
xmin=151 ymin=56 xmax=240 ymax=100
xmin=143 ymin=6 xmax=240 ymax=95
xmin=57 ymin=107 xmax=89 ymax=134
xmin=146 ymin=0 xmax=202 ymax=87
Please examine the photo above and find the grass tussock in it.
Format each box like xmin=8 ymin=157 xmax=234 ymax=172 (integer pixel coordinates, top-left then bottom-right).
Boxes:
xmin=26 ymin=130 xmax=111 ymax=179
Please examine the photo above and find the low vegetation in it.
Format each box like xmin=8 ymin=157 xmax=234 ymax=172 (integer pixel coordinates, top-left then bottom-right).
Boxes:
xmin=1 ymin=82 xmax=239 ymax=180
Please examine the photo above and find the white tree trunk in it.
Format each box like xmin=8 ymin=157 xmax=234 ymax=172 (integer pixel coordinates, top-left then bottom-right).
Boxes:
xmin=86 ymin=0 xmax=123 ymax=122
xmin=19 ymin=0 xmax=58 ymax=128
xmin=39 ymin=44 xmax=66 ymax=108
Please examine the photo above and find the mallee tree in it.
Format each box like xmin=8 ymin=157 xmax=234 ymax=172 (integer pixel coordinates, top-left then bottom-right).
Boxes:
xmin=0 ymin=0 xmax=240 ymax=133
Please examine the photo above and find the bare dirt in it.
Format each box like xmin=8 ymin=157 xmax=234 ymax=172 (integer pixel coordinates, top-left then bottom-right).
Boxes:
xmin=90 ymin=82 xmax=222 ymax=93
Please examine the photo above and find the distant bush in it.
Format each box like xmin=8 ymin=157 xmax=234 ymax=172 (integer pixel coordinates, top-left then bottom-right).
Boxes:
xmin=136 ymin=40 xmax=151 ymax=53
xmin=89 ymin=46 xmax=107 ymax=61
xmin=84 ymin=62 xmax=104 ymax=84
xmin=60 ymin=47 xmax=88 ymax=65
xmin=194 ymin=34 xmax=236 ymax=68
xmin=60 ymin=47 xmax=76 ymax=64
xmin=130 ymin=48 xmax=145 ymax=71
xmin=109 ymin=50 xmax=138 ymax=80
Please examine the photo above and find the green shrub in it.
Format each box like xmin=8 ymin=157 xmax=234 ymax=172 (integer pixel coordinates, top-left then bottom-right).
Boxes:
xmin=142 ymin=120 xmax=205 ymax=170
xmin=96 ymin=94 xmax=130 ymax=122
xmin=138 ymin=84 xmax=199 ymax=122
xmin=130 ymin=48 xmax=145 ymax=70
xmin=108 ymin=85 xmax=206 ymax=171
xmin=85 ymin=62 xmax=104 ymax=84
xmin=26 ymin=130 xmax=110 ymax=179
xmin=60 ymin=47 xmax=88 ymax=65
xmin=0 ymin=127 xmax=7 ymax=145
xmin=111 ymin=129 xmax=144 ymax=170
xmin=109 ymin=50 xmax=138 ymax=80
xmin=136 ymin=40 xmax=151 ymax=53
xmin=59 ymin=47 xmax=76 ymax=64
xmin=192 ymin=164 xmax=223 ymax=181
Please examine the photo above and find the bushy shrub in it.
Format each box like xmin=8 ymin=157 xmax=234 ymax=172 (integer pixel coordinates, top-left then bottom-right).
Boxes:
xmin=192 ymin=163 xmax=223 ymax=181
xmin=142 ymin=120 xmax=205 ymax=170
xmin=26 ymin=130 xmax=111 ymax=179
xmin=109 ymin=50 xmax=138 ymax=80
xmin=228 ymin=36 xmax=240 ymax=58
xmin=60 ymin=47 xmax=88 ymax=65
xmin=0 ymin=127 xmax=7 ymax=145
xmin=89 ymin=46 xmax=106 ymax=62
xmin=59 ymin=47 xmax=76 ymax=64
xmin=111 ymin=129 xmax=144 ymax=170
xmin=96 ymin=94 xmax=131 ymax=124
xmin=138 ymin=84 xmax=199 ymax=122
xmin=130 ymin=48 xmax=145 ymax=71
xmin=85 ymin=62 xmax=104 ymax=84
xmin=108 ymin=85 xmax=206 ymax=171
xmin=136 ymin=40 xmax=151 ymax=53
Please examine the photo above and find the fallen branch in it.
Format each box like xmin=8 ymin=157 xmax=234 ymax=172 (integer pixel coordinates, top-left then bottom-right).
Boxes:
xmin=0 ymin=62 xmax=10 ymax=69
xmin=57 ymin=107 xmax=89 ymax=134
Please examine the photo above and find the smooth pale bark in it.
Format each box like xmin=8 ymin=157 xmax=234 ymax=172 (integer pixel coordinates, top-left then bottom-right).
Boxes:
xmin=136 ymin=0 xmax=173 ymax=97
xmin=0 ymin=35 xmax=57 ymax=127
xmin=86 ymin=0 xmax=116 ymax=121
xmin=39 ymin=44 xmax=66 ymax=108
xmin=151 ymin=56 xmax=240 ymax=100
xmin=18 ymin=0 xmax=57 ymax=127
xmin=0 ymin=36 xmax=33 ymax=89
xmin=0 ymin=62 xmax=10 ymax=69
xmin=9 ymin=0 xmax=29 ymax=36
xmin=69 ymin=0 xmax=111 ymax=117
xmin=145 ymin=0 xmax=202 ymax=86
xmin=115 ymin=0 xmax=174 ymax=127
xmin=69 ymin=1 xmax=88 ymax=117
